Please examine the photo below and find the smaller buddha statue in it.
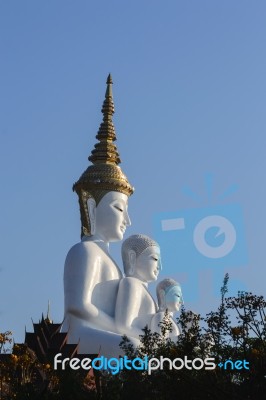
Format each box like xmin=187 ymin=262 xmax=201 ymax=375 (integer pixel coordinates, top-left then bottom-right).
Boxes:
xmin=115 ymin=234 xmax=161 ymax=339
xmin=150 ymin=278 xmax=183 ymax=339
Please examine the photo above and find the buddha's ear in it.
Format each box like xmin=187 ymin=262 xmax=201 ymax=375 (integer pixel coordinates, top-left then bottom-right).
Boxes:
xmin=158 ymin=289 xmax=166 ymax=311
xmin=87 ymin=198 xmax=96 ymax=235
xmin=128 ymin=249 xmax=136 ymax=275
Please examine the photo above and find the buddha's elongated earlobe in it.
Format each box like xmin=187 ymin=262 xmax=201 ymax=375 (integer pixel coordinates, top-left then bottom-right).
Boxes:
xmin=128 ymin=249 xmax=137 ymax=276
xmin=87 ymin=198 xmax=96 ymax=235
xmin=158 ymin=289 xmax=166 ymax=311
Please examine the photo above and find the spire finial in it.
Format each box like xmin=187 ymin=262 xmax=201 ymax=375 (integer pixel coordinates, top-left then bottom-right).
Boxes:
xmin=45 ymin=300 xmax=53 ymax=324
xmin=106 ymin=73 xmax=113 ymax=96
xmin=88 ymin=74 xmax=121 ymax=165
xmin=107 ymin=73 xmax=112 ymax=84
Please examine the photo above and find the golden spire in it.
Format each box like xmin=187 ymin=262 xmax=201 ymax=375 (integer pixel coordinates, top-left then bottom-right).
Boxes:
xmin=89 ymin=74 xmax=121 ymax=165
xmin=73 ymin=75 xmax=134 ymax=237
xmin=44 ymin=300 xmax=53 ymax=324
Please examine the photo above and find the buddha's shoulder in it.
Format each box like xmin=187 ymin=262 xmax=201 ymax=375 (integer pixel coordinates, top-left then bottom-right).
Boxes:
xmin=119 ymin=277 xmax=145 ymax=289
xmin=66 ymin=240 xmax=103 ymax=261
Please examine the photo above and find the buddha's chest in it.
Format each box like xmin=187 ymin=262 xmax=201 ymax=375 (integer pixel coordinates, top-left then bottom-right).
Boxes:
xmin=140 ymin=291 xmax=157 ymax=314
xmin=91 ymin=259 xmax=121 ymax=315
xmin=97 ymin=254 xmax=122 ymax=281
xmin=82 ymin=241 xmax=123 ymax=281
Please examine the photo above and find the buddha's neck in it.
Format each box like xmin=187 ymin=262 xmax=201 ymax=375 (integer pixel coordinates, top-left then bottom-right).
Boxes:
xmin=82 ymin=234 xmax=110 ymax=252
xmin=130 ymin=276 xmax=148 ymax=287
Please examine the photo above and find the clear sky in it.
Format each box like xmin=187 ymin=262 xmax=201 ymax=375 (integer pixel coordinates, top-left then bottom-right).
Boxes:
xmin=0 ymin=0 xmax=265 ymax=342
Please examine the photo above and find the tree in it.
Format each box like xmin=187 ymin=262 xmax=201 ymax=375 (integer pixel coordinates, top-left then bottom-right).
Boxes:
xmin=101 ymin=275 xmax=266 ymax=399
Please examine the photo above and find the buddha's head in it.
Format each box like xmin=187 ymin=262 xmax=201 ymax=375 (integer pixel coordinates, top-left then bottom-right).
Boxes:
xmin=87 ymin=191 xmax=131 ymax=242
xmin=122 ymin=234 xmax=162 ymax=283
xmin=73 ymin=75 xmax=134 ymax=240
xmin=157 ymin=278 xmax=183 ymax=312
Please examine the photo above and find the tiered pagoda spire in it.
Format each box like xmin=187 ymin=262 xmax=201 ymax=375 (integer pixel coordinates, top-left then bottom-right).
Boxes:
xmin=89 ymin=74 xmax=121 ymax=165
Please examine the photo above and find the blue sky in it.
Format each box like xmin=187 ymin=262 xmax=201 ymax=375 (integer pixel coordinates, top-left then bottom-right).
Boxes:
xmin=0 ymin=0 xmax=265 ymax=342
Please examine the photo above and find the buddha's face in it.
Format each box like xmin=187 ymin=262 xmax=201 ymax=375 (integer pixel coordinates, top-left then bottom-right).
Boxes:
xmin=95 ymin=191 xmax=131 ymax=242
xmin=134 ymin=246 xmax=161 ymax=283
xmin=165 ymin=285 xmax=183 ymax=312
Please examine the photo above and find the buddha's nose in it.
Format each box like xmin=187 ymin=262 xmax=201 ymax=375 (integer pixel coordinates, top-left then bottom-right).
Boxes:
xmin=124 ymin=210 xmax=131 ymax=226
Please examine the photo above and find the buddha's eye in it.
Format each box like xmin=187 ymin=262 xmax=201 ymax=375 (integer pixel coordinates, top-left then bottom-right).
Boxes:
xmin=114 ymin=205 xmax=123 ymax=212
xmin=152 ymin=257 xmax=158 ymax=261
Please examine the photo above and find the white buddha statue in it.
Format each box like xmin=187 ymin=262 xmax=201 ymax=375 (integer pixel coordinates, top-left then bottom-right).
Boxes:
xmin=150 ymin=278 xmax=183 ymax=339
xmin=115 ymin=234 xmax=162 ymax=339
xmin=62 ymin=75 xmax=138 ymax=357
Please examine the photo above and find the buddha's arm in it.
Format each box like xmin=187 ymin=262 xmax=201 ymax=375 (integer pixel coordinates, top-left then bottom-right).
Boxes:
xmin=115 ymin=278 xmax=143 ymax=338
xmin=64 ymin=244 xmax=117 ymax=332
